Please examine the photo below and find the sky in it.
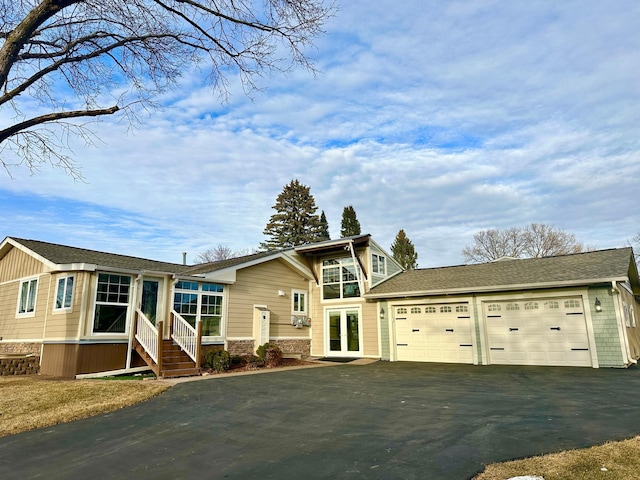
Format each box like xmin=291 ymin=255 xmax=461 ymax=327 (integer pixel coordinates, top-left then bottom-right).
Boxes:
xmin=2 ymin=0 xmax=640 ymax=268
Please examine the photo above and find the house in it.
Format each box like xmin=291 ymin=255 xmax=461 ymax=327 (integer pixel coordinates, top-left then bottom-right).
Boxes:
xmin=2 ymin=234 xmax=638 ymax=377
xmin=367 ymin=248 xmax=640 ymax=368
xmin=0 ymin=234 xmax=400 ymax=377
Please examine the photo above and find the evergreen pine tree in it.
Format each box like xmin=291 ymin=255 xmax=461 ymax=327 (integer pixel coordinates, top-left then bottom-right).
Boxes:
xmin=391 ymin=229 xmax=419 ymax=269
xmin=261 ymin=180 xmax=324 ymax=249
xmin=340 ymin=205 xmax=361 ymax=237
xmin=319 ymin=211 xmax=331 ymax=241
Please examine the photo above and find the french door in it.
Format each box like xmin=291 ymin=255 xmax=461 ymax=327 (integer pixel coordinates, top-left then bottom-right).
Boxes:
xmin=326 ymin=308 xmax=362 ymax=357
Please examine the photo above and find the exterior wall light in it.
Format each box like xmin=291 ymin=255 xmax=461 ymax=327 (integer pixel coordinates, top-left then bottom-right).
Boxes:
xmin=595 ymin=298 xmax=602 ymax=312
xmin=380 ymin=307 xmax=385 ymax=320
xmin=278 ymin=290 xmax=286 ymax=297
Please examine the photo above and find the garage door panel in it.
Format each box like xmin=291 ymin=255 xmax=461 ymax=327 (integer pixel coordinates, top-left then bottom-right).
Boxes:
xmin=394 ymin=304 xmax=473 ymax=364
xmin=485 ymin=297 xmax=591 ymax=367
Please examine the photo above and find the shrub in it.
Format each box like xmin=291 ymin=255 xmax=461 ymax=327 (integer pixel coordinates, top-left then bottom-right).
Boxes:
xmin=256 ymin=342 xmax=283 ymax=368
xmin=204 ymin=350 xmax=231 ymax=373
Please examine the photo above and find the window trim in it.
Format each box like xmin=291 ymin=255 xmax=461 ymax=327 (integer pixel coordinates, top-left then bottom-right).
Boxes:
xmin=371 ymin=253 xmax=386 ymax=275
xmin=16 ymin=277 xmax=39 ymax=317
xmin=292 ymin=289 xmax=308 ymax=315
xmin=54 ymin=275 xmax=75 ymax=312
xmin=92 ymin=273 xmax=132 ymax=335
xmin=173 ymin=281 xmax=225 ymax=338
xmin=321 ymin=257 xmax=361 ymax=301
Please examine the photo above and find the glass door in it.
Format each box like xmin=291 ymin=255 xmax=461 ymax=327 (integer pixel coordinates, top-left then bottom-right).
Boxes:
xmin=141 ymin=279 xmax=161 ymax=325
xmin=327 ymin=309 xmax=361 ymax=356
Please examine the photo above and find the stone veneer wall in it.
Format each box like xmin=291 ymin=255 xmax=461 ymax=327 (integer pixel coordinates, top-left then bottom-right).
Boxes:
xmin=0 ymin=342 xmax=42 ymax=355
xmin=0 ymin=356 xmax=40 ymax=375
xmin=270 ymin=339 xmax=311 ymax=357
xmin=226 ymin=340 xmax=255 ymax=356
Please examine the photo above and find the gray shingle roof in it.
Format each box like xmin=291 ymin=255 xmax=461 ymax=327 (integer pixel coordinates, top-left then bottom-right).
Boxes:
xmin=11 ymin=237 xmax=190 ymax=274
xmin=368 ymin=248 xmax=637 ymax=297
xmin=183 ymin=250 xmax=280 ymax=275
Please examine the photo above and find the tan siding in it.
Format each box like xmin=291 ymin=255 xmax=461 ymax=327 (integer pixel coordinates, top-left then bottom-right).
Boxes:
xmin=226 ymin=260 xmax=310 ymax=340
xmin=43 ymin=272 xmax=87 ymax=340
xmin=362 ymin=301 xmax=379 ymax=356
xmin=0 ymin=275 xmax=50 ymax=341
xmin=0 ymin=246 xmax=46 ymax=283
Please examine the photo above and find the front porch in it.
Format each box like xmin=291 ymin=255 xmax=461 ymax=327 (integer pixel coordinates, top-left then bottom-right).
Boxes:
xmin=133 ymin=308 xmax=203 ymax=379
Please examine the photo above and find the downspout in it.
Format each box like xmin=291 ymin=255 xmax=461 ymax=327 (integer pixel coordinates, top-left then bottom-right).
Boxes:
xmin=612 ymin=281 xmax=636 ymax=365
xmin=126 ymin=274 xmax=143 ymax=370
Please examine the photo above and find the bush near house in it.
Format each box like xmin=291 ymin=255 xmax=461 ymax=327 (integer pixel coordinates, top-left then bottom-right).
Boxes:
xmin=256 ymin=343 xmax=283 ymax=368
xmin=204 ymin=350 xmax=231 ymax=373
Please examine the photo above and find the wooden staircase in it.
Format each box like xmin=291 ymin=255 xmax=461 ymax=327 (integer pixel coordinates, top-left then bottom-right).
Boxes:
xmin=135 ymin=339 xmax=201 ymax=379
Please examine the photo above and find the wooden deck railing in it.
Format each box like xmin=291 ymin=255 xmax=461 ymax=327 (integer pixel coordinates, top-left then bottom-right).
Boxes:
xmin=134 ymin=308 xmax=163 ymax=372
xmin=171 ymin=310 xmax=202 ymax=369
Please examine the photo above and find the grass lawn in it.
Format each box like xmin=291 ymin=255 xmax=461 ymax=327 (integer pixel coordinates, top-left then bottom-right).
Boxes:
xmin=2 ymin=375 xmax=640 ymax=479
xmin=0 ymin=376 xmax=170 ymax=438
xmin=473 ymin=437 xmax=640 ymax=480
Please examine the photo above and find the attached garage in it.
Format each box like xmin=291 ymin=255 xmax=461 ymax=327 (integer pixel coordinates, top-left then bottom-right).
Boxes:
xmin=394 ymin=303 xmax=473 ymax=363
xmin=483 ymin=297 xmax=592 ymax=367
xmin=368 ymin=247 xmax=640 ymax=369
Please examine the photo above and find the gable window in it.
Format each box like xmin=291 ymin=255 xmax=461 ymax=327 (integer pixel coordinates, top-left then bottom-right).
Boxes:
xmin=292 ymin=290 xmax=307 ymax=315
xmin=372 ymin=254 xmax=386 ymax=275
xmin=54 ymin=275 xmax=74 ymax=310
xmin=94 ymin=273 xmax=131 ymax=333
xmin=174 ymin=281 xmax=224 ymax=336
xmin=17 ymin=278 xmax=38 ymax=315
xmin=322 ymin=257 xmax=361 ymax=300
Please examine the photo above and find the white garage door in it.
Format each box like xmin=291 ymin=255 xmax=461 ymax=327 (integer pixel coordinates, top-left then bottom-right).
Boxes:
xmin=484 ymin=297 xmax=592 ymax=367
xmin=395 ymin=304 xmax=474 ymax=363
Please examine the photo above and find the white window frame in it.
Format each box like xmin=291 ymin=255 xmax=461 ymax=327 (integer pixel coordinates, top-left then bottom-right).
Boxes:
xmin=54 ymin=275 xmax=75 ymax=311
xmin=624 ymin=303 xmax=631 ymax=327
xmin=292 ymin=289 xmax=307 ymax=315
xmin=372 ymin=253 xmax=386 ymax=275
xmin=17 ymin=277 xmax=38 ymax=317
xmin=93 ymin=273 xmax=132 ymax=335
xmin=173 ymin=281 xmax=225 ymax=338
xmin=321 ymin=257 xmax=361 ymax=301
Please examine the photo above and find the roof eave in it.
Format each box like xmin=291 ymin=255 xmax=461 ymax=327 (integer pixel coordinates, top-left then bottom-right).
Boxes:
xmin=365 ymin=277 xmax=629 ymax=299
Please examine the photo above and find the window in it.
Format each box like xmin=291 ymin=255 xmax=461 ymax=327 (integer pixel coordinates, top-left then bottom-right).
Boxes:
xmin=564 ymin=299 xmax=580 ymax=309
xmin=440 ymin=306 xmax=452 ymax=313
xmin=425 ymin=306 xmax=436 ymax=313
xmin=545 ymin=301 xmax=559 ymax=309
xmin=506 ymin=303 xmax=520 ymax=311
xmin=292 ymin=290 xmax=307 ymax=314
xmin=322 ymin=257 xmax=361 ymax=300
xmin=17 ymin=278 xmax=38 ymax=315
xmin=524 ymin=302 xmax=539 ymax=310
xmin=174 ymin=281 xmax=224 ymax=336
xmin=487 ymin=304 xmax=501 ymax=312
xmin=624 ymin=303 xmax=630 ymax=327
xmin=372 ymin=253 xmax=386 ymax=275
xmin=632 ymin=306 xmax=637 ymax=328
xmin=397 ymin=307 xmax=407 ymax=314
xmin=94 ymin=273 xmax=131 ymax=333
xmin=456 ymin=305 xmax=468 ymax=313
xmin=54 ymin=275 xmax=74 ymax=310
xmin=410 ymin=307 xmax=421 ymax=314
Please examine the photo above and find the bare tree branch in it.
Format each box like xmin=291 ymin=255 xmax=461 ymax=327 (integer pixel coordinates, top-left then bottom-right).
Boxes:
xmin=0 ymin=0 xmax=336 ymax=177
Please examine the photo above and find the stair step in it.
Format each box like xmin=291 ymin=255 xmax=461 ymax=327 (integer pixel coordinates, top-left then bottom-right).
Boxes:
xmin=161 ymin=368 xmax=201 ymax=378
xmin=163 ymin=361 xmax=197 ymax=370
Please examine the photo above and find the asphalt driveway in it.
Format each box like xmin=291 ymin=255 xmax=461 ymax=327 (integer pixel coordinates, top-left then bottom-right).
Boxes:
xmin=3 ymin=362 xmax=640 ymax=480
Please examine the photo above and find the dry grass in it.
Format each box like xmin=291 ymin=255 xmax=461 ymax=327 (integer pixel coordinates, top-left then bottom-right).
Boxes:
xmin=0 ymin=376 xmax=170 ymax=437
xmin=474 ymin=436 xmax=640 ymax=480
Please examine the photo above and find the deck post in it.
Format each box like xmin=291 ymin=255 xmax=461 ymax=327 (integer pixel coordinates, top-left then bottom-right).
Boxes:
xmin=195 ymin=321 xmax=203 ymax=370
xmin=157 ymin=320 xmax=164 ymax=376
